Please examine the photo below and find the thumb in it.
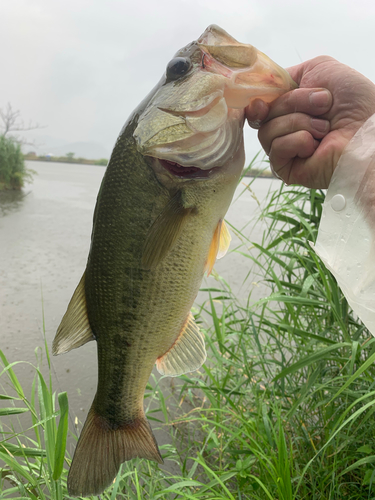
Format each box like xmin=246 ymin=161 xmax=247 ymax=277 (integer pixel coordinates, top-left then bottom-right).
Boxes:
xmin=286 ymin=56 xmax=338 ymax=85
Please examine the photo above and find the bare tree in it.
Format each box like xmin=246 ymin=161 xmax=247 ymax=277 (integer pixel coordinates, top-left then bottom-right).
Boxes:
xmin=0 ymin=102 xmax=44 ymax=147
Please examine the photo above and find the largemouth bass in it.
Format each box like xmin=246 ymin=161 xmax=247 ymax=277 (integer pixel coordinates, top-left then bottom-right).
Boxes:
xmin=53 ymin=25 xmax=296 ymax=497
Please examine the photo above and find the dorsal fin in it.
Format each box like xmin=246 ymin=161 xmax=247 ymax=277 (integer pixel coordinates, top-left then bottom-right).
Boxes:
xmin=141 ymin=191 xmax=192 ymax=270
xmin=52 ymin=273 xmax=95 ymax=355
xmin=205 ymin=219 xmax=231 ymax=276
xmin=156 ymin=313 xmax=206 ymax=376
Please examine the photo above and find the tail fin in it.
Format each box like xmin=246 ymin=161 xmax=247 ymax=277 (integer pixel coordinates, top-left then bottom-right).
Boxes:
xmin=67 ymin=405 xmax=163 ymax=497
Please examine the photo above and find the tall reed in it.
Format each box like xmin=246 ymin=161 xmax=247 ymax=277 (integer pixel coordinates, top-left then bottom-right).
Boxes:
xmin=0 ymin=135 xmax=31 ymax=189
xmin=1 ymin=172 xmax=375 ymax=499
xmin=176 ymin=181 xmax=375 ymax=499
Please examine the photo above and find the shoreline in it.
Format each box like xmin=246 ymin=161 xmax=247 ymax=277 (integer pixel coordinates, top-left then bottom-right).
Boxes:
xmin=23 ymin=157 xmax=274 ymax=178
xmin=23 ymin=156 xmax=107 ymax=167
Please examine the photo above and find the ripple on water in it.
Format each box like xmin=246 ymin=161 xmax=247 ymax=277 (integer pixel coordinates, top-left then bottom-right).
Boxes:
xmin=0 ymin=189 xmax=31 ymax=217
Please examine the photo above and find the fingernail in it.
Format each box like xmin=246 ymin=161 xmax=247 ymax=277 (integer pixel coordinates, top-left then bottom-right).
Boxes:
xmin=311 ymin=118 xmax=329 ymax=132
xmin=248 ymin=119 xmax=261 ymax=129
xmin=310 ymin=90 xmax=330 ymax=107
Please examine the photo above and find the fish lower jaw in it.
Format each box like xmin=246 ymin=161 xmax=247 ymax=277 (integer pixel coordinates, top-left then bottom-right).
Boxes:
xmin=158 ymin=159 xmax=217 ymax=179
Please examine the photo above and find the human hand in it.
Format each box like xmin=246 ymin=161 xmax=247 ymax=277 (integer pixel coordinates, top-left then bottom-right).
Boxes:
xmin=246 ymin=56 xmax=375 ymax=188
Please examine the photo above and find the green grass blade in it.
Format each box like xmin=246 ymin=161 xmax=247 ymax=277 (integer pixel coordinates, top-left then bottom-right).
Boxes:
xmin=0 ymin=351 xmax=25 ymax=398
xmin=0 ymin=442 xmax=45 ymax=457
xmin=0 ymin=450 xmax=38 ymax=486
xmin=273 ymin=343 xmax=351 ymax=381
xmin=327 ymin=350 xmax=375 ymax=404
xmin=0 ymin=408 xmax=29 ymax=416
xmin=52 ymin=392 xmax=69 ymax=480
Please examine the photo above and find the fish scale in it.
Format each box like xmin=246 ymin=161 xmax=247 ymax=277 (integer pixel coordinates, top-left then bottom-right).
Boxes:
xmin=52 ymin=24 xmax=297 ymax=496
xmin=87 ymin=126 xmax=214 ymax=415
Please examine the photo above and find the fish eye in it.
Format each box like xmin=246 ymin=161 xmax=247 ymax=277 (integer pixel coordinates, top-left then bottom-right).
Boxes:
xmin=166 ymin=57 xmax=191 ymax=81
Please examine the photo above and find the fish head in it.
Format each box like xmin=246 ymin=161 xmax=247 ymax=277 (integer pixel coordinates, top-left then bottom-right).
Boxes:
xmin=134 ymin=25 xmax=297 ymax=181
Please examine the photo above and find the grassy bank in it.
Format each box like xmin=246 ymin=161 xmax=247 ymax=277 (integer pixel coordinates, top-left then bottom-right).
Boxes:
xmin=1 ymin=181 xmax=375 ymax=499
xmin=0 ymin=136 xmax=33 ymax=190
xmin=23 ymin=154 xmax=108 ymax=167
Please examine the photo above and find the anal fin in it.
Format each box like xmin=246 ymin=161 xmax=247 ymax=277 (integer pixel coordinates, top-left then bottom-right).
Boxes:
xmin=52 ymin=272 xmax=95 ymax=355
xmin=156 ymin=313 xmax=206 ymax=376
xmin=205 ymin=219 xmax=231 ymax=276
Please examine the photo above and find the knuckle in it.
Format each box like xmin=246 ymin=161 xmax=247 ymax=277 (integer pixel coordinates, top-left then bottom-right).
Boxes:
xmin=293 ymin=89 xmax=313 ymax=110
xmin=275 ymin=89 xmax=308 ymax=116
xmin=285 ymin=88 xmax=306 ymax=108
xmin=286 ymin=112 xmax=304 ymax=132
xmin=311 ymin=55 xmax=337 ymax=65
xmin=300 ymin=129 xmax=313 ymax=144
xmin=281 ymin=90 xmax=294 ymax=108
xmin=268 ymin=137 xmax=284 ymax=162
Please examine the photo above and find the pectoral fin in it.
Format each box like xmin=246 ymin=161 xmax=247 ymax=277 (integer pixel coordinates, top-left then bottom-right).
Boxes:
xmin=205 ymin=219 xmax=231 ymax=276
xmin=142 ymin=191 xmax=192 ymax=270
xmin=52 ymin=273 xmax=95 ymax=355
xmin=156 ymin=313 xmax=206 ymax=376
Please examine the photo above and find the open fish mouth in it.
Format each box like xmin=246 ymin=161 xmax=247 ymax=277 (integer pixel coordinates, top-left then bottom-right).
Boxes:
xmin=146 ymin=112 xmax=242 ymax=171
xmin=134 ymin=25 xmax=297 ymax=174
xmin=159 ymin=159 xmax=217 ymax=178
xmin=135 ymin=87 xmax=242 ymax=171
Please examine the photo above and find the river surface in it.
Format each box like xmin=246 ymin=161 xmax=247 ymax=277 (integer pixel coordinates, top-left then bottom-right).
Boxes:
xmin=0 ymin=161 xmax=280 ymax=461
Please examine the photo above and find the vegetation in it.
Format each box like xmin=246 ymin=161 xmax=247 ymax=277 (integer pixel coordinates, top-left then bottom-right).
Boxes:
xmin=23 ymin=152 xmax=108 ymax=167
xmin=65 ymin=152 xmax=75 ymax=161
xmin=242 ymin=151 xmax=272 ymax=178
xmin=0 ymin=103 xmax=41 ymax=145
xmin=0 ymin=103 xmax=108 ymax=172
xmin=0 ymin=135 xmax=33 ymax=189
xmin=0 ymin=103 xmax=41 ymax=189
xmin=1 ymin=176 xmax=375 ymax=498
xmin=243 ymin=167 xmax=273 ymax=178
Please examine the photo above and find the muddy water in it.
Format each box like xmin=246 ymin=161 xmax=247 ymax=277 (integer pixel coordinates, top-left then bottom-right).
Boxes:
xmin=0 ymin=161 xmax=280 ymax=462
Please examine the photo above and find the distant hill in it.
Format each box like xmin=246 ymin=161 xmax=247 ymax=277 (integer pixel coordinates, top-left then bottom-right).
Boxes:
xmin=23 ymin=134 xmax=111 ymax=160
xmin=36 ymin=141 xmax=110 ymax=160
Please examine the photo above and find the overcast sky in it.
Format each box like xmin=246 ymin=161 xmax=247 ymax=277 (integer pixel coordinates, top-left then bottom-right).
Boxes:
xmin=1 ymin=0 xmax=375 ymax=161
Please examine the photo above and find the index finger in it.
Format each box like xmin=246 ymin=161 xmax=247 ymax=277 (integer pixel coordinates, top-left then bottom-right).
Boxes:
xmin=245 ymin=98 xmax=270 ymax=128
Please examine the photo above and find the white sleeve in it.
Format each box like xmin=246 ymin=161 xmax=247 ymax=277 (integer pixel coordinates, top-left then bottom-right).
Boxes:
xmin=312 ymin=113 xmax=375 ymax=336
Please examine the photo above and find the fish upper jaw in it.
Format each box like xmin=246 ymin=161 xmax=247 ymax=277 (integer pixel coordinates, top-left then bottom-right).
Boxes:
xmin=134 ymin=25 xmax=296 ymax=174
xmin=223 ymin=51 xmax=297 ymax=108
xmin=197 ymin=30 xmax=297 ymax=109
